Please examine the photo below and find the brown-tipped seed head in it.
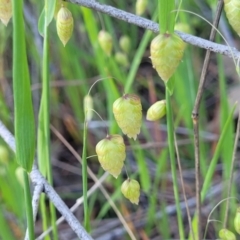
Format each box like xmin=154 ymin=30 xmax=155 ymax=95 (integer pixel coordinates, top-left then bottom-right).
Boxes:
xmin=119 ymin=35 xmax=131 ymax=54
xmin=219 ymin=228 xmax=236 ymax=240
xmin=234 ymin=207 xmax=240 ymax=234
xmin=56 ymin=6 xmax=73 ymax=46
xmin=121 ymin=178 xmax=140 ymax=204
xmin=0 ymin=0 xmax=12 ymax=26
xmin=224 ymin=0 xmax=240 ymax=36
xmin=136 ymin=0 xmax=148 ymax=16
xmin=113 ymin=94 xmax=142 ymax=140
xmin=84 ymin=95 xmax=93 ymax=121
xmin=150 ymin=33 xmax=186 ymax=82
xmin=96 ymin=134 xmax=126 ymax=178
xmin=146 ymin=100 xmax=166 ymax=121
xmin=114 ymin=52 xmax=129 ymax=67
xmin=98 ymin=30 xmax=113 ymax=56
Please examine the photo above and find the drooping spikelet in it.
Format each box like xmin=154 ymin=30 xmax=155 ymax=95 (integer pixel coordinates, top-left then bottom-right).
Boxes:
xmin=56 ymin=6 xmax=73 ymax=46
xmin=98 ymin=30 xmax=113 ymax=56
xmin=113 ymin=94 xmax=142 ymax=140
xmin=0 ymin=0 xmax=12 ymax=26
xmin=114 ymin=52 xmax=129 ymax=67
xmin=150 ymin=33 xmax=186 ymax=82
xmin=84 ymin=95 xmax=93 ymax=121
xmin=136 ymin=0 xmax=147 ymax=16
xmin=146 ymin=100 xmax=166 ymax=121
xmin=224 ymin=0 xmax=240 ymax=36
xmin=219 ymin=228 xmax=236 ymax=240
xmin=96 ymin=134 xmax=126 ymax=178
xmin=234 ymin=207 xmax=240 ymax=234
xmin=119 ymin=35 xmax=131 ymax=54
xmin=121 ymin=178 xmax=140 ymax=204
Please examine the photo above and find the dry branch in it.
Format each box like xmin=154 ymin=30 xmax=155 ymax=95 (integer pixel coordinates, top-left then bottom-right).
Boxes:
xmin=67 ymin=0 xmax=240 ymax=60
xmin=0 ymin=120 xmax=93 ymax=240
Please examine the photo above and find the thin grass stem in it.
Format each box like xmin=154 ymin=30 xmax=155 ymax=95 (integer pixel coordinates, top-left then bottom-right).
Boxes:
xmin=223 ymin=110 xmax=240 ymax=227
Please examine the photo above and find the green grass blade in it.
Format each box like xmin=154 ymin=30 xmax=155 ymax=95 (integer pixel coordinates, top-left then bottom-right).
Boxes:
xmin=12 ymin=0 xmax=35 ymax=172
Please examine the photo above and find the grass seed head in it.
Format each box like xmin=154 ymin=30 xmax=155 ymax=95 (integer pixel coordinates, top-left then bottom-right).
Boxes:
xmin=219 ymin=228 xmax=236 ymax=240
xmin=96 ymin=134 xmax=126 ymax=178
xmin=121 ymin=178 xmax=140 ymax=204
xmin=234 ymin=207 xmax=240 ymax=234
xmin=136 ymin=0 xmax=147 ymax=16
xmin=146 ymin=100 xmax=166 ymax=121
xmin=150 ymin=33 xmax=186 ymax=82
xmin=84 ymin=95 xmax=93 ymax=121
xmin=0 ymin=0 xmax=12 ymax=26
xmin=114 ymin=51 xmax=129 ymax=67
xmin=98 ymin=30 xmax=113 ymax=56
xmin=224 ymin=0 xmax=240 ymax=36
xmin=119 ymin=35 xmax=131 ymax=53
xmin=113 ymin=94 xmax=142 ymax=140
xmin=56 ymin=6 xmax=73 ymax=46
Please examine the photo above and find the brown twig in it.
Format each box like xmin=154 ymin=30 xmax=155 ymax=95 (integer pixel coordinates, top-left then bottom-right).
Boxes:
xmin=191 ymin=1 xmax=224 ymax=239
xmin=66 ymin=0 xmax=240 ymax=60
xmin=174 ymin=133 xmax=195 ymax=240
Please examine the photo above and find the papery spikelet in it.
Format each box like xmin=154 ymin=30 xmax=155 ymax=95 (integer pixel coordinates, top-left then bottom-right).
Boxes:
xmin=84 ymin=95 xmax=93 ymax=121
xmin=119 ymin=35 xmax=131 ymax=53
xmin=219 ymin=228 xmax=236 ymax=240
xmin=96 ymin=134 xmax=126 ymax=178
xmin=113 ymin=94 xmax=142 ymax=140
xmin=224 ymin=0 xmax=240 ymax=36
xmin=175 ymin=23 xmax=192 ymax=34
xmin=121 ymin=178 xmax=140 ymax=204
xmin=150 ymin=33 xmax=186 ymax=82
xmin=98 ymin=30 xmax=113 ymax=56
xmin=115 ymin=52 xmax=129 ymax=67
xmin=56 ymin=6 xmax=73 ymax=46
xmin=0 ymin=0 xmax=12 ymax=26
xmin=146 ymin=100 xmax=166 ymax=121
xmin=136 ymin=0 xmax=147 ymax=16
xmin=234 ymin=207 xmax=240 ymax=234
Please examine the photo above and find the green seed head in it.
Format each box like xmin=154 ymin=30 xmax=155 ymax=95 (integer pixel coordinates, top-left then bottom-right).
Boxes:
xmin=56 ymin=6 xmax=74 ymax=46
xmin=84 ymin=95 xmax=93 ymax=121
xmin=136 ymin=0 xmax=148 ymax=16
xmin=121 ymin=178 xmax=140 ymax=204
xmin=150 ymin=33 xmax=186 ymax=82
xmin=224 ymin=0 xmax=240 ymax=36
xmin=114 ymin=52 xmax=129 ymax=67
xmin=113 ymin=94 xmax=142 ymax=140
xmin=0 ymin=0 xmax=12 ymax=26
xmin=219 ymin=228 xmax=236 ymax=240
xmin=96 ymin=134 xmax=126 ymax=178
xmin=98 ymin=30 xmax=113 ymax=56
xmin=119 ymin=35 xmax=131 ymax=53
xmin=147 ymin=100 xmax=166 ymax=121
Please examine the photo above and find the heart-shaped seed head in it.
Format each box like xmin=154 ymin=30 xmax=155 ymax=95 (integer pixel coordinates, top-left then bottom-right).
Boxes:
xmin=98 ymin=30 xmax=113 ymax=56
xmin=96 ymin=134 xmax=126 ymax=178
xmin=56 ymin=6 xmax=73 ymax=46
xmin=121 ymin=178 xmax=140 ymax=204
xmin=147 ymin=100 xmax=166 ymax=121
xmin=0 ymin=0 xmax=12 ymax=26
xmin=113 ymin=94 xmax=142 ymax=140
xmin=224 ymin=0 xmax=240 ymax=36
xmin=150 ymin=33 xmax=186 ymax=82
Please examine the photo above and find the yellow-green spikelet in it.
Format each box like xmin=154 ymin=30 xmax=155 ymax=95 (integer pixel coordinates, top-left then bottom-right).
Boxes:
xmin=150 ymin=33 xmax=186 ymax=82
xmin=121 ymin=178 xmax=140 ymax=204
xmin=0 ymin=0 xmax=12 ymax=26
xmin=113 ymin=94 xmax=142 ymax=140
xmin=56 ymin=6 xmax=73 ymax=46
xmin=219 ymin=228 xmax=236 ymax=240
xmin=96 ymin=134 xmax=126 ymax=178
xmin=224 ymin=0 xmax=240 ymax=36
